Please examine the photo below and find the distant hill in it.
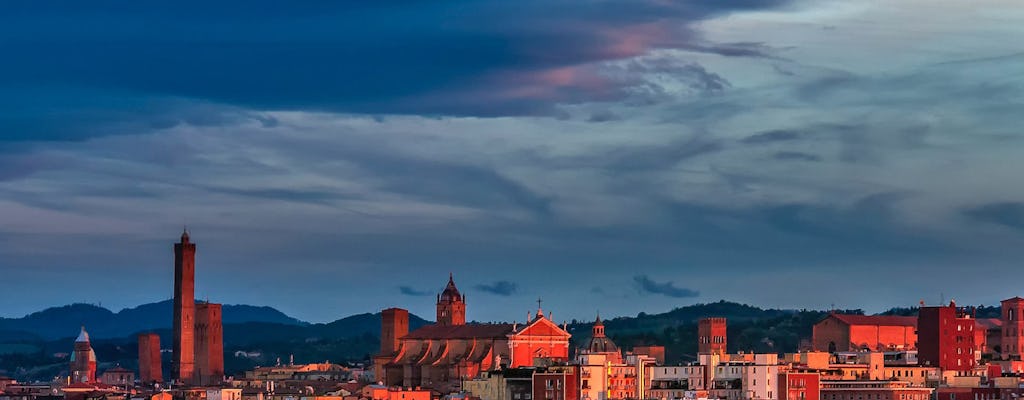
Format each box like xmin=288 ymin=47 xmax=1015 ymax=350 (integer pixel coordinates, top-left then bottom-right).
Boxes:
xmin=0 ymin=300 xmax=307 ymax=340
xmin=0 ymin=302 xmax=431 ymax=381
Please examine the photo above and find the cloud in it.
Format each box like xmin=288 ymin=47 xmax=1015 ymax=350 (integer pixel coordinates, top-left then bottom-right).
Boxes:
xmin=963 ymin=203 xmax=1024 ymax=232
xmin=773 ymin=151 xmax=821 ymax=162
xmin=633 ymin=275 xmax=700 ymax=298
xmin=474 ymin=281 xmax=519 ymax=296
xmin=741 ymin=129 xmax=806 ymax=144
xmin=399 ymin=286 xmax=432 ymax=297
xmin=0 ymin=0 xmax=796 ymax=142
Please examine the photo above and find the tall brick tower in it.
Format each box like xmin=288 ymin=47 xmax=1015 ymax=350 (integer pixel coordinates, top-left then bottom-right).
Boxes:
xmin=436 ymin=273 xmax=465 ymax=326
xmin=194 ymin=302 xmax=224 ymax=386
xmin=698 ymin=317 xmax=727 ymax=355
xmin=173 ymin=230 xmax=196 ymax=384
xmin=1001 ymin=297 xmax=1024 ymax=360
xmin=138 ymin=332 xmax=162 ymax=384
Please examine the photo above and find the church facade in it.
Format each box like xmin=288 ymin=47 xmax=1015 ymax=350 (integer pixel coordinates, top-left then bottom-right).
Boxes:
xmin=374 ymin=275 xmax=571 ymax=393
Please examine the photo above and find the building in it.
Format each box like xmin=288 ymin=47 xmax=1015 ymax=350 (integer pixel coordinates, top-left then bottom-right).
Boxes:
xmin=360 ymin=385 xmax=431 ymax=400
xmin=699 ymin=318 xmax=727 ymax=356
xmin=708 ymin=354 xmax=778 ymax=400
xmin=778 ymin=372 xmax=819 ymax=400
xmin=437 ymin=273 xmax=466 ymax=326
xmin=576 ymin=320 xmax=657 ymax=400
xmin=917 ymin=301 xmax=975 ymax=371
xmin=100 ymin=367 xmax=135 ymax=387
xmin=70 ymin=326 xmax=97 ymax=384
xmin=376 ymin=275 xmax=571 ymax=393
xmin=818 ymin=380 xmax=932 ymax=400
xmin=374 ymin=308 xmax=410 ymax=381
xmin=195 ymin=302 xmax=225 ymax=386
xmin=174 ymin=230 xmax=197 ymax=384
xmin=138 ymin=332 xmax=162 ymax=384
xmin=1000 ymin=297 xmax=1024 ymax=360
xmin=533 ymin=365 xmax=579 ymax=400
xmin=975 ymin=318 xmax=1001 ymax=359
xmin=462 ymin=368 xmax=533 ymax=400
xmin=632 ymin=346 xmax=666 ymax=366
xmin=171 ymin=231 xmax=225 ymax=386
xmin=650 ymin=364 xmax=706 ymax=400
xmin=812 ymin=314 xmax=917 ymax=352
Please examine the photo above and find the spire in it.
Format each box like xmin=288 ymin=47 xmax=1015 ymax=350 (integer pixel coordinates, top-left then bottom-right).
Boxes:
xmin=536 ymin=297 xmax=544 ymax=318
xmin=181 ymin=226 xmax=190 ymax=243
xmin=76 ymin=325 xmax=90 ymax=343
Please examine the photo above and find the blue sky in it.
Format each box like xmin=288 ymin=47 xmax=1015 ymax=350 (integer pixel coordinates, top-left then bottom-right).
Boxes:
xmin=2 ymin=0 xmax=1024 ymax=323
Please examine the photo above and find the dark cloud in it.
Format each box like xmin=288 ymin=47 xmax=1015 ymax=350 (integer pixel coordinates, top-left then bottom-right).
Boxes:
xmin=741 ymin=129 xmax=806 ymax=144
xmin=963 ymin=203 xmax=1024 ymax=231
xmin=399 ymin=286 xmax=432 ymax=296
xmin=633 ymin=275 xmax=700 ymax=298
xmin=587 ymin=110 xmax=621 ymax=123
xmin=474 ymin=281 xmax=519 ymax=296
xmin=773 ymin=151 xmax=821 ymax=162
xmin=0 ymin=0 xmax=794 ymax=141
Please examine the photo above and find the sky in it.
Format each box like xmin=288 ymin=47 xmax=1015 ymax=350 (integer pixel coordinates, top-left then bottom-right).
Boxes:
xmin=2 ymin=0 xmax=1024 ymax=324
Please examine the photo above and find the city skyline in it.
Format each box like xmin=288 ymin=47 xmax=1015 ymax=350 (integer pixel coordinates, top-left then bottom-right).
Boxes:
xmin=3 ymin=0 xmax=1024 ymax=323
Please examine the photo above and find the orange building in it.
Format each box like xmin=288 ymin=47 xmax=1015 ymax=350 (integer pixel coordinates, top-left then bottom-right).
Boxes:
xmin=361 ymin=385 xmax=432 ymax=400
xmin=698 ymin=318 xmax=727 ymax=355
xmin=376 ymin=275 xmax=571 ymax=394
xmin=812 ymin=314 xmax=917 ymax=352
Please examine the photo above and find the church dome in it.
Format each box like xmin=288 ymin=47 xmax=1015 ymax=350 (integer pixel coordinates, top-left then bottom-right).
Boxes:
xmin=581 ymin=314 xmax=619 ymax=354
xmin=584 ymin=336 xmax=620 ymax=354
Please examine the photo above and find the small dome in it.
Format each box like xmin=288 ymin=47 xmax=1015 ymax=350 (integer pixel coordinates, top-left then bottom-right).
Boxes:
xmin=583 ymin=336 xmax=620 ymax=354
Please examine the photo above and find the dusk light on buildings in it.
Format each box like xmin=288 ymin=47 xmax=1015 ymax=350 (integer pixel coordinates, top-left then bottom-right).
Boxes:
xmin=3 ymin=1 xmax=1024 ymax=400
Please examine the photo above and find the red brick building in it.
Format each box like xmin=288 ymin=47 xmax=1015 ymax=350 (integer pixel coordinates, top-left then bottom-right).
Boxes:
xmin=533 ymin=365 xmax=579 ymax=400
xmin=917 ymin=301 xmax=975 ymax=371
xmin=698 ymin=318 xmax=727 ymax=356
xmin=1000 ymin=297 xmax=1024 ymax=360
xmin=812 ymin=314 xmax=917 ymax=352
xmin=376 ymin=275 xmax=571 ymax=393
xmin=779 ymin=372 xmax=819 ymax=400
xmin=138 ymin=332 xmax=162 ymax=384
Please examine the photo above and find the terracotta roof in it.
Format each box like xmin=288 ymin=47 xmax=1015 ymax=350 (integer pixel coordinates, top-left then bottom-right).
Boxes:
xmin=402 ymin=323 xmax=515 ymax=339
xmin=828 ymin=314 xmax=917 ymax=327
xmin=1002 ymin=297 xmax=1024 ymax=303
xmin=977 ymin=318 xmax=1003 ymax=329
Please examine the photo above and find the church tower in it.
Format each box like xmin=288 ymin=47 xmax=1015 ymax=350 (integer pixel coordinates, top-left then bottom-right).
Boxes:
xmin=172 ymin=229 xmax=196 ymax=384
xmin=70 ymin=326 xmax=97 ymax=383
xmin=436 ymin=273 xmax=466 ymax=326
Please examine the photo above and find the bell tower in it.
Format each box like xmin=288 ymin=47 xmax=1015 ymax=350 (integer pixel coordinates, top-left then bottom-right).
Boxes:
xmin=436 ymin=273 xmax=466 ymax=326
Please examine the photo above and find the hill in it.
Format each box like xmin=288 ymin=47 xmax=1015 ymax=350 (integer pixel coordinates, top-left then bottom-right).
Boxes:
xmin=0 ymin=300 xmax=307 ymax=340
